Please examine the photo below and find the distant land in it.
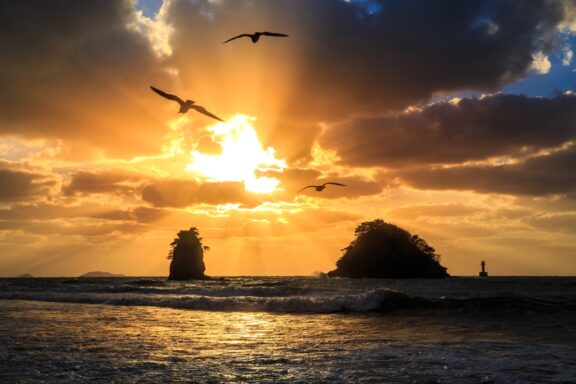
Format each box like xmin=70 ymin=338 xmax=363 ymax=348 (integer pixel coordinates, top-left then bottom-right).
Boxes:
xmin=80 ymin=271 xmax=126 ymax=278
xmin=16 ymin=273 xmax=34 ymax=278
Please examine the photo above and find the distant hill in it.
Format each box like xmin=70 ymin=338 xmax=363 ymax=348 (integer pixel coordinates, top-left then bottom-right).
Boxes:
xmin=16 ymin=273 xmax=34 ymax=278
xmin=80 ymin=271 xmax=125 ymax=278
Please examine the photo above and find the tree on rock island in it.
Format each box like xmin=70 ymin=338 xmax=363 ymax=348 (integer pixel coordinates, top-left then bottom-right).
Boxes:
xmin=168 ymin=227 xmax=210 ymax=280
xmin=328 ymin=219 xmax=449 ymax=278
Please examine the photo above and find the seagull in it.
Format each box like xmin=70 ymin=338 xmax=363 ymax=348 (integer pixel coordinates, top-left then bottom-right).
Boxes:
xmin=223 ymin=31 xmax=288 ymax=44
xmin=298 ymin=182 xmax=346 ymax=194
xmin=150 ymin=86 xmax=224 ymax=122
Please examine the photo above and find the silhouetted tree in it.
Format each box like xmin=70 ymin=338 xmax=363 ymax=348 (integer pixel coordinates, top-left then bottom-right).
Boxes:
xmin=328 ymin=219 xmax=449 ymax=278
xmin=167 ymin=227 xmax=209 ymax=280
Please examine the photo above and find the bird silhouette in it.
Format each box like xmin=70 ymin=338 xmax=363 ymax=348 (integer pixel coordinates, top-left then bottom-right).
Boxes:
xmin=298 ymin=182 xmax=346 ymax=194
xmin=223 ymin=32 xmax=288 ymax=44
xmin=150 ymin=86 xmax=224 ymax=122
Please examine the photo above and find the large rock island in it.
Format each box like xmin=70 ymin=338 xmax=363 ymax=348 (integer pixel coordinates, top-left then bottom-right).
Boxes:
xmin=328 ymin=219 xmax=449 ymax=278
xmin=168 ymin=227 xmax=209 ymax=280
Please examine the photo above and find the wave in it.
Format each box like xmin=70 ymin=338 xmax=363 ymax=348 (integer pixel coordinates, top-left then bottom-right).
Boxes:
xmin=1 ymin=280 xmax=311 ymax=297
xmin=1 ymin=289 xmax=574 ymax=314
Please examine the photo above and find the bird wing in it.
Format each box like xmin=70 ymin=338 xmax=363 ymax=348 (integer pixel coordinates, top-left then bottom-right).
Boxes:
xmin=190 ymin=105 xmax=224 ymax=122
xmin=262 ymin=32 xmax=289 ymax=37
xmin=223 ymin=34 xmax=252 ymax=43
xmin=323 ymin=182 xmax=346 ymax=187
xmin=150 ymin=86 xmax=184 ymax=104
xmin=297 ymin=185 xmax=316 ymax=193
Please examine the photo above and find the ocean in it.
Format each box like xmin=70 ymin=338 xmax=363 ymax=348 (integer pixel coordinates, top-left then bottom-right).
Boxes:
xmin=1 ymin=276 xmax=575 ymax=383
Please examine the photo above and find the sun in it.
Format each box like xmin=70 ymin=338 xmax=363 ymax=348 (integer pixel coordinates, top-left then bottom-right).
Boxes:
xmin=185 ymin=115 xmax=286 ymax=193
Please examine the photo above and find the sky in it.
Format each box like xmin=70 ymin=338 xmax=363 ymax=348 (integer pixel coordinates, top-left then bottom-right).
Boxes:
xmin=0 ymin=0 xmax=575 ymax=277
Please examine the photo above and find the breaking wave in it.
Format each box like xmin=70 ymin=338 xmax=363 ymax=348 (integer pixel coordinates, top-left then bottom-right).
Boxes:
xmin=1 ymin=288 xmax=574 ymax=314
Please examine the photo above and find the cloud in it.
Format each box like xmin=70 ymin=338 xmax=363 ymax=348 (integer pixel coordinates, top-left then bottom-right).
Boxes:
xmin=562 ymin=48 xmax=574 ymax=66
xmin=146 ymin=205 xmax=362 ymax=239
xmin=62 ymin=167 xmax=378 ymax=208
xmin=63 ymin=170 xmax=147 ymax=196
xmin=0 ymin=0 xmax=571 ymax=163
xmin=388 ymin=204 xmax=481 ymax=219
xmin=531 ymin=52 xmax=552 ymax=74
xmin=321 ymin=93 xmax=576 ymax=167
xmin=0 ymin=161 xmax=57 ymax=202
xmin=0 ymin=0 xmax=171 ymax=156
xmin=296 ymin=175 xmax=383 ymax=199
xmin=133 ymin=206 xmax=171 ymax=223
xmin=0 ymin=203 xmax=128 ymax=221
xmin=141 ymin=179 xmax=264 ymax=207
xmin=0 ymin=218 xmax=146 ymax=237
xmin=528 ymin=213 xmax=576 ymax=233
xmin=396 ymin=144 xmax=576 ymax=196
xmin=259 ymin=119 xmax=322 ymax=164
xmin=559 ymin=0 xmax=576 ymax=32
xmin=130 ymin=1 xmax=174 ymax=57
xmin=141 ymin=179 xmax=199 ymax=207
xmin=260 ymin=168 xmax=384 ymax=199
xmin=165 ymin=0 xmax=567 ymax=118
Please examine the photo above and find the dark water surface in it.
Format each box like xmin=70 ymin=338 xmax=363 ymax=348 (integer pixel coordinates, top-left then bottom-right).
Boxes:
xmin=1 ymin=277 xmax=575 ymax=383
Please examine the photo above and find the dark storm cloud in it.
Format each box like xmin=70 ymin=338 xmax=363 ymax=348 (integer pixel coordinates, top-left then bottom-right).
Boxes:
xmin=0 ymin=161 xmax=57 ymax=202
xmin=292 ymin=0 xmax=566 ymax=116
xmin=165 ymin=0 xmax=568 ymax=119
xmin=321 ymin=93 xmax=576 ymax=167
xmin=63 ymin=171 xmax=147 ymax=196
xmin=397 ymin=145 xmax=576 ymax=196
xmin=0 ymin=0 xmax=169 ymax=155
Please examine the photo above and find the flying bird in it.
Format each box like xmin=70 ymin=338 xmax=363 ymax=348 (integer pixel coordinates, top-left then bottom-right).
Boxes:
xmin=223 ymin=32 xmax=288 ymax=44
xmin=298 ymin=182 xmax=346 ymax=194
xmin=149 ymin=86 xmax=224 ymax=122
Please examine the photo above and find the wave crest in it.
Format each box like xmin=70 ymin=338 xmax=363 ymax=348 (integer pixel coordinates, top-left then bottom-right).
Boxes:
xmin=1 ymin=288 xmax=573 ymax=314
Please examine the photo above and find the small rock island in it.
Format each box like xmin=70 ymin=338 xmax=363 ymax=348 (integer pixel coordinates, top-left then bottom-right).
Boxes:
xmin=328 ymin=219 xmax=449 ymax=278
xmin=168 ymin=227 xmax=209 ymax=280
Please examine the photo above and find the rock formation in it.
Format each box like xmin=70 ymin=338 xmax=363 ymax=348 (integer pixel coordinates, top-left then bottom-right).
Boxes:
xmin=168 ymin=227 xmax=209 ymax=280
xmin=328 ymin=219 xmax=449 ymax=278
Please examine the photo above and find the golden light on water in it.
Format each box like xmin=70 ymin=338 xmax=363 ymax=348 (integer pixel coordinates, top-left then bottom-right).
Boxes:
xmin=186 ymin=115 xmax=286 ymax=194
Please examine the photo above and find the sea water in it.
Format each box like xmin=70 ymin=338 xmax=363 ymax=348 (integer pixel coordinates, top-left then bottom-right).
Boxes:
xmin=1 ymin=277 xmax=575 ymax=383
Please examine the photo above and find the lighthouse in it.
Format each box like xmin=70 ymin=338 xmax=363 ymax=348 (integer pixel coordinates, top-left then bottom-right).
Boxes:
xmin=479 ymin=260 xmax=488 ymax=277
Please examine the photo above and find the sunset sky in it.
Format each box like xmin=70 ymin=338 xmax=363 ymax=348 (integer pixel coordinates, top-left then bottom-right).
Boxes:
xmin=1 ymin=0 xmax=576 ymax=277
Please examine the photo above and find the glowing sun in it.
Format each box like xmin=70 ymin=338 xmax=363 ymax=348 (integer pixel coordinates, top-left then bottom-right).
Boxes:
xmin=186 ymin=115 xmax=286 ymax=193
